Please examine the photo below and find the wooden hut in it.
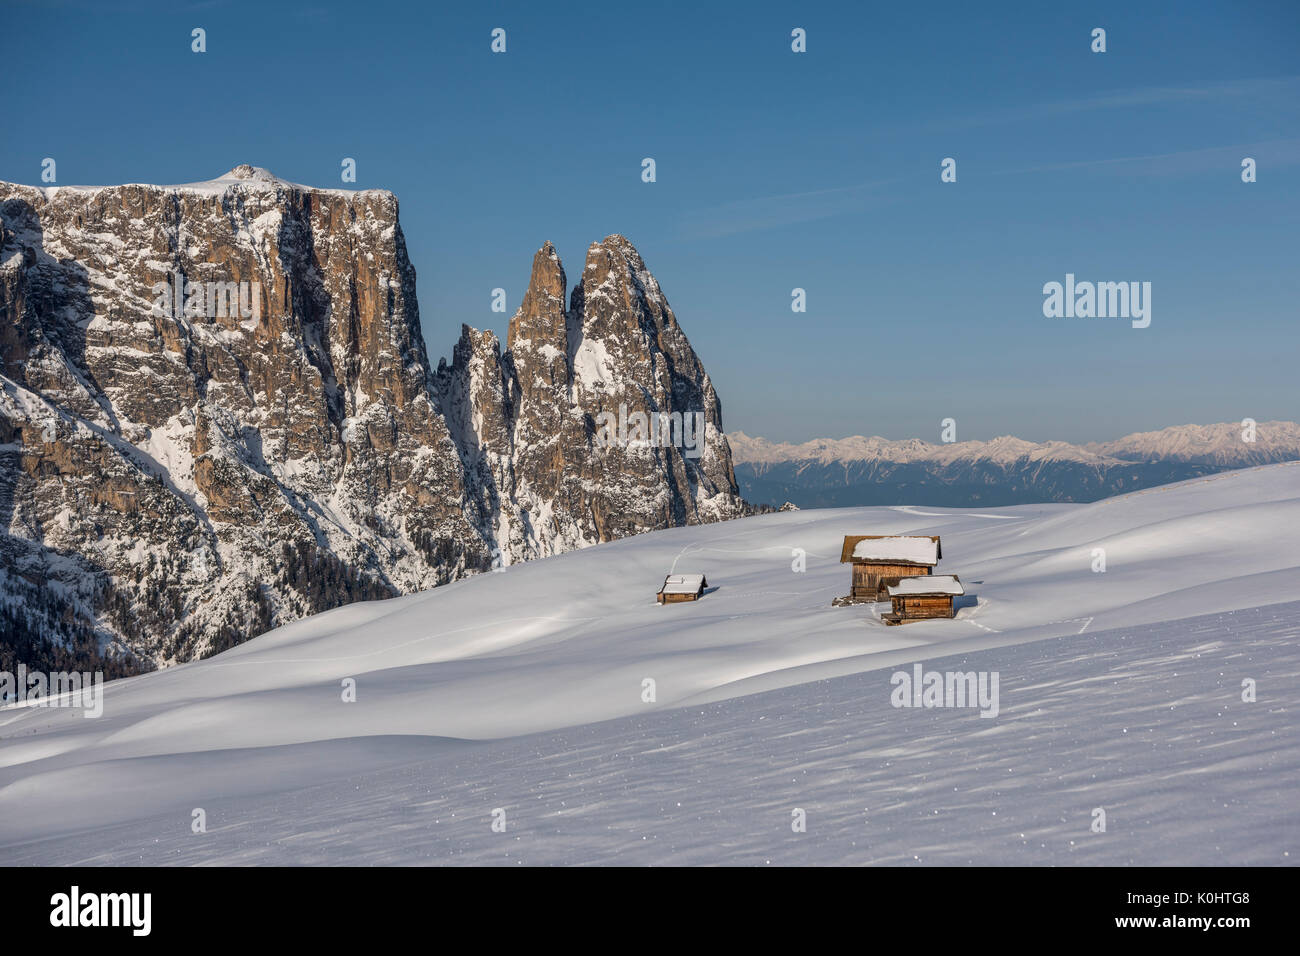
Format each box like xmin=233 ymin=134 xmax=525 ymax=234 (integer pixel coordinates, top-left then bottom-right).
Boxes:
xmin=838 ymin=535 xmax=942 ymax=602
xmin=883 ymin=575 xmax=964 ymax=625
xmin=657 ymin=573 xmax=707 ymax=604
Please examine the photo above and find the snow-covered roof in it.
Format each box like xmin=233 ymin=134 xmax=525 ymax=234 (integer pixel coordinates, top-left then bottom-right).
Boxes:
xmin=659 ymin=573 xmax=706 ymax=594
xmin=843 ymin=535 xmax=940 ymax=565
xmin=887 ymin=575 xmax=964 ymax=597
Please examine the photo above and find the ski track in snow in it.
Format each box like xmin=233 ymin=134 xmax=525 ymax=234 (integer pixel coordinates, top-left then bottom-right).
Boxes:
xmin=890 ymin=505 xmax=1023 ymax=520
xmin=1 ymin=464 xmax=1297 ymax=864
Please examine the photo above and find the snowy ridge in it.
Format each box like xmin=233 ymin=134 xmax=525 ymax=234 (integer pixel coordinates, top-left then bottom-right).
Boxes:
xmin=729 ymin=422 xmax=1300 ymax=468
xmin=729 ymin=422 xmax=1300 ymax=508
xmin=34 ymin=165 xmax=394 ymax=202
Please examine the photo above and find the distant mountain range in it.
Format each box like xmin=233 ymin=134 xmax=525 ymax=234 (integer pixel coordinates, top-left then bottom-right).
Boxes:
xmin=730 ymin=422 xmax=1300 ymax=508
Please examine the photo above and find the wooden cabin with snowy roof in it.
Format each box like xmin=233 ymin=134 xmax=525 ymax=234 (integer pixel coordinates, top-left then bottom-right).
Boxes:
xmin=838 ymin=535 xmax=942 ymax=602
xmin=657 ymin=572 xmax=708 ymax=604
xmin=882 ymin=574 xmax=964 ymax=625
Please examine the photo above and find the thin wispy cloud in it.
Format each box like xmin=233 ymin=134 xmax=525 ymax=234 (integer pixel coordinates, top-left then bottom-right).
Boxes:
xmin=934 ymin=75 xmax=1300 ymax=131
xmin=681 ymin=76 xmax=1299 ymax=240
xmin=997 ymin=137 xmax=1300 ymax=177
xmin=678 ymin=134 xmax=1297 ymax=239
xmin=677 ymin=179 xmax=900 ymax=240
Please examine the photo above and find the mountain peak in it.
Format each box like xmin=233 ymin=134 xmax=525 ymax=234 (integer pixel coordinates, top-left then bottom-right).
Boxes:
xmin=507 ymin=241 xmax=569 ymax=360
xmin=224 ymin=164 xmax=279 ymax=182
xmin=445 ymin=235 xmax=744 ymax=554
xmin=598 ymin=233 xmax=637 ymax=251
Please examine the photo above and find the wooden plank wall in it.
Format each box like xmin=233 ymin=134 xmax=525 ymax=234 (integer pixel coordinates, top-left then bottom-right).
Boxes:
xmin=891 ymin=595 xmax=955 ymax=619
xmin=852 ymin=562 xmax=933 ymax=598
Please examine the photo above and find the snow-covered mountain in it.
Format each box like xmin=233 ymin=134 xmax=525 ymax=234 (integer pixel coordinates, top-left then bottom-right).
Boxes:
xmin=1086 ymin=421 xmax=1300 ymax=465
xmin=0 ymin=167 xmax=744 ymax=671
xmin=2 ymin=463 xmax=1296 ymax=865
xmin=730 ymin=422 xmax=1300 ymax=508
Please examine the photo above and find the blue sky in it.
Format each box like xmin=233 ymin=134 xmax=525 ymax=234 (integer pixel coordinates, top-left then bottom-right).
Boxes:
xmin=5 ymin=0 xmax=1297 ymax=442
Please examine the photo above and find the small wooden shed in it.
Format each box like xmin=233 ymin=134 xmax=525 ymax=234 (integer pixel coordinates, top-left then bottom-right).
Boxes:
xmin=839 ymin=535 xmax=942 ymax=602
xmin=658 ymin=572 xmax=707 ymax=604
xmin=883 ymin=575 xmax=964 ymax=625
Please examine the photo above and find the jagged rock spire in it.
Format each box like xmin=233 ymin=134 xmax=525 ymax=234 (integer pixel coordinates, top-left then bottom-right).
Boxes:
xmin=437 ymin=234 xmax=745 ymax=558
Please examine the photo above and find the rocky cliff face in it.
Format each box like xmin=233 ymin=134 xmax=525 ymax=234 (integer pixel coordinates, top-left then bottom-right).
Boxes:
xmin=434 ymin=237 xmax=742 ymax=562
xmin=0 ymin=167 xmax=745 ymax=670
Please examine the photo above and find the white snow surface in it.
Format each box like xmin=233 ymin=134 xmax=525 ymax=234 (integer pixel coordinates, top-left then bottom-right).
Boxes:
xmin=1 ymin=464 xmax=1297 ymax=865
xmin=569 ymin=336 xmax=616 ymax=393
xmin=851 ymin=535 xmax=939 ymax=565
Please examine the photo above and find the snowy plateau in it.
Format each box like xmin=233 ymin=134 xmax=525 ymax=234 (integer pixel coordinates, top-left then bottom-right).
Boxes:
xmin=1 ymin=463 xmax=1296 ymax=865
